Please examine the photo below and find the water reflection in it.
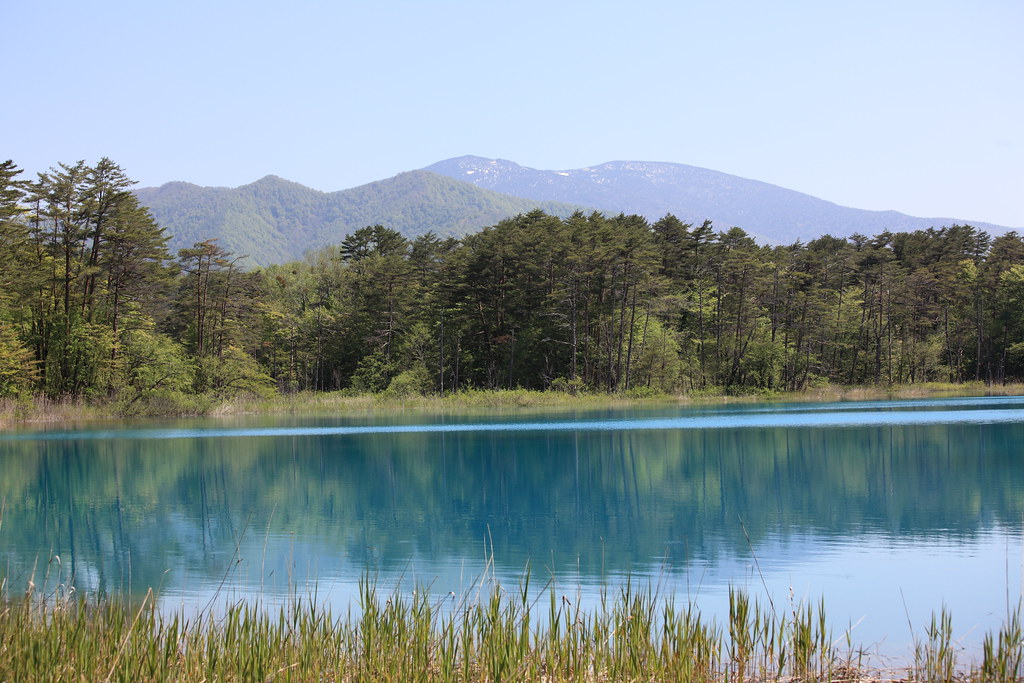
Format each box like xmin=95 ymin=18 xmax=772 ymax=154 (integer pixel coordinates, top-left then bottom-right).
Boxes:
xmin=0 ymin=397 xmax=1021 ymax=654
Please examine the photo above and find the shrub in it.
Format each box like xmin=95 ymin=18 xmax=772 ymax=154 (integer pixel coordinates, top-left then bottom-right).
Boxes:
xmin=385 ymin=364 xmax=432 ymax=397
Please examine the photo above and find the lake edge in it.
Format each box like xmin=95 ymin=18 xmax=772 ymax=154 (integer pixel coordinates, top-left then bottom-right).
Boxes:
xmin=3 ymin=381 xmax=1024 ymax=430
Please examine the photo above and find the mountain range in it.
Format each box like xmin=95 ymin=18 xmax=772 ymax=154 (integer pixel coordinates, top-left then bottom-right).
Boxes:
xmin=134 ymin=170 xmax=586 ymax=266
xmin=135 ymin=156 xmax=1018 ymax=266
xmin=425 ymin=156 xmax=1015 ymax=244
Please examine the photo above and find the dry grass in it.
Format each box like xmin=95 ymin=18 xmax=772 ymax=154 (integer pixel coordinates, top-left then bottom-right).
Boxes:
xmin=2 ymin=383 xmax=1022 ymax=427
xmin=0 ymin=395 xmax=107 ymax=429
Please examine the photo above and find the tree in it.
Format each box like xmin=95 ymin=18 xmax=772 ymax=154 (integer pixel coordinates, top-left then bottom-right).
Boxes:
xmin=994 ymin=264 xmax=1024 ymax=381
xmin=0 ymin=159 xmax=174 ymax=397
xmin=117 ymin=324 xmax=193 ymax=402
xmin=176 ymin=239 xmax=238 ymax=358
xmin=340 ymin=225 xmax=412 ymax=366
xmin=79 ymin=158 xmax=138 ymax=322
xmin=0 ymin=321 xmax=38 ymax=396
xmin=101 ymin=193 xmax=173 ymax=352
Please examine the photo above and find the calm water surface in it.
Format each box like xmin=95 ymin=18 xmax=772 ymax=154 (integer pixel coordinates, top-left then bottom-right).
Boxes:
xmin=1 ymin=396 xmax=1022 ymax=660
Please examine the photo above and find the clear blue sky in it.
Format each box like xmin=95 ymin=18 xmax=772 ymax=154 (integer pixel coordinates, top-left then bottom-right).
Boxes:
xmin=4 ymin=0 xmax=1022 ymax=227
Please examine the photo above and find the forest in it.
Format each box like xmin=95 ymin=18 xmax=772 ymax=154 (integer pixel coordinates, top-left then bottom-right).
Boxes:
xmin=2 ymin=158 xmax=1024 ymax=409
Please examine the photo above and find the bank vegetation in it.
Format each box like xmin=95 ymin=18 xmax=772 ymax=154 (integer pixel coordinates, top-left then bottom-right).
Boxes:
xmin=3 ymin=159 xmax=1024 ymax=421
xmin=1 ymin=577 xmax=1021 ymax=682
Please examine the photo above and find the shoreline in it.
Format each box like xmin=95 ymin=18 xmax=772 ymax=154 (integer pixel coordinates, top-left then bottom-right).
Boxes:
xmin=2 ymin=381 xmax=1023 ymax=428
xmin=3 ymin=381 xmax=1024 ymax=428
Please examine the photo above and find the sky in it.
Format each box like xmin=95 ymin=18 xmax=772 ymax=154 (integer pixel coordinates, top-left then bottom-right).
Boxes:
xmin=3 ymin=0 xmax=1023 ymax=227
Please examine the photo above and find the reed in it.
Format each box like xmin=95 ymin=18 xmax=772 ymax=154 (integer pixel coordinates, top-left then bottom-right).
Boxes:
xmin=4 ymin=383 xmax=1023 ymax=426
xmin=2 ymin=575 xmax=1021 ymax=682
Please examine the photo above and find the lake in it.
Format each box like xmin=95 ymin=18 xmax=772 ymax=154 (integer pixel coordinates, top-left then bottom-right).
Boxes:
xmin=1 ymin=395 xmax=1022 ymax=661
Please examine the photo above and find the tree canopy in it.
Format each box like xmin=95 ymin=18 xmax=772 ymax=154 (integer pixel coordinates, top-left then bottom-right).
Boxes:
xmin=3 ymin=158 xmax=1024 ymax=407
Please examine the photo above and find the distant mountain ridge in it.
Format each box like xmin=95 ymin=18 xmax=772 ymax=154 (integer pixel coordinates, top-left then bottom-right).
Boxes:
xmin=135 ymin=156 xmax=1019 ymax=267
xmin=424 ymin=156 xmax=1016 ymax=244
xmin=134 ymin=171 xmax=589 ymax=266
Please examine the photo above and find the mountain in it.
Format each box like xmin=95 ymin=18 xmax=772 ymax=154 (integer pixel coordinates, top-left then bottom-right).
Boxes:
xmin=424 ymin=156 xmax=1017 ymax=244
xmin=136 ymin=156 xmax=1019 ymax=267
xmin=135 ymin=171 xmax=589 ymax=266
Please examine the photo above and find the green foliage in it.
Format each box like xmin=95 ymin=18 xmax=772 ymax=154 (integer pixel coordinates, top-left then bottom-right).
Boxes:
xmin=115 ymin=388 xmax=215 ymax=417
xmin=0 ymin=158 xmax=173 ymax=399
xmin=549 ymin=376 xmax=587 ymax=395
xmin=5 ymin=155 xmax=1024 ymax=404
xmin=196 ymin=346 xmax=276 ymax=398
xmin=385 ymin=363 xmax=432 ymax=396
xmin=44 ymin=318 xmax=116 ymax=398
xmin=627 ymin=316 xmax=685 ymax=393
xmin=350 ymin=350 xmax=395 ymax=393
xmin=0 ymin=322 xmax=37 ymax=397
xmin=0 ymin=580 xmax=1020 ymax=681
xmin=136 ymin=171 xmax=589 ymax=267
xmin=117 ymin=324 xmax=193 ymax=399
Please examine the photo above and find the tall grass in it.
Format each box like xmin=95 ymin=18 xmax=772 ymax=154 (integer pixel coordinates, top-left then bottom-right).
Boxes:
xmin=2 ymin=575 xmax=1021 ymax=682
xmin=6 ymin=382 xmax=1022 ymax=426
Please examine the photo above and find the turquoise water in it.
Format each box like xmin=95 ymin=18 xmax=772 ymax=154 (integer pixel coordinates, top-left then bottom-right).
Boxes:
xmin=1 ymin=396 xmax=1022 ymax=659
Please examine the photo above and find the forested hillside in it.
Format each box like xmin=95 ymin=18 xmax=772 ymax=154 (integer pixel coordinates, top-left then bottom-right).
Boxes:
xmin=2 ymin=159 xmax=1024 ymax=409
xmin=135 ymin=157 xmax=1021 ymax=268
xmin=135 ymin=171 xmax=590 ymax=266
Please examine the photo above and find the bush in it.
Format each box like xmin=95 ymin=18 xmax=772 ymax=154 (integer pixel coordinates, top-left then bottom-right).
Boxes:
xmin=549 ymin=376 xmax=586 ymax=395
xmin=196 ymin=347 xmax=276 ymax=398
xmin=385 ymin=364 xmax=432 ymax=397
xmin=0 ymin=322 xmax=38 ymax=398
xmin=349 ymin=351 xmax=394 ymax=393
xmin=623 ymin=385 xmax=666 ymax=399
xmin=116 ymin=389 xmax=215 ymax=417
